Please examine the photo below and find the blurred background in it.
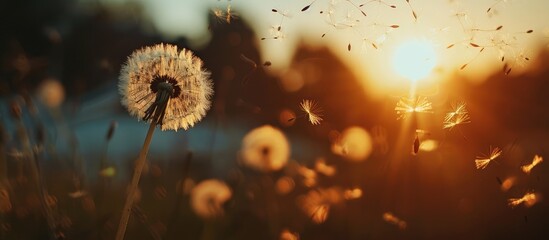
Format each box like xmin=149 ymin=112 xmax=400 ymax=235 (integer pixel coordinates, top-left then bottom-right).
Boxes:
xmin=1 ymin=0 xmax=549 ymax=239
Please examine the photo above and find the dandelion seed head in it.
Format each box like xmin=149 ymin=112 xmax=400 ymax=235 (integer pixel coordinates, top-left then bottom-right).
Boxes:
xmin=332 ymin=126 xmax=373 ymax=161
xmin=240 ymin=125 xmax=290 ymax=172
xmin=119 ymin=43 xmax=213 ymax=131
xmin=37 ymin=78 xmax=65 ymax=108
xmin=191 ymin=179 xmax=232 ymax=219
xmin=275 ymin=176 xmax=295 ymax=195
xmin=300 ymin=99 xmax=323 ymax=125
xmin=298 ymin=187 xmax=343 ymax=224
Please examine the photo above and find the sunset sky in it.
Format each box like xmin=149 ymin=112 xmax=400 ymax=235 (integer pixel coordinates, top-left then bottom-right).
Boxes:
xmin=93 ymin=0 xmax=549 ymax=95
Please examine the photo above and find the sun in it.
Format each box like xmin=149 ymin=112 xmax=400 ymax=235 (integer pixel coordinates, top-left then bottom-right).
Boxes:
xmin=392 ymin=39 xmax=437 ymax=82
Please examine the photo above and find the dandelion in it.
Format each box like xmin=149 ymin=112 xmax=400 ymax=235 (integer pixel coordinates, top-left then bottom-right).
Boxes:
xmin=37 ymin=78 xmax=65 ymax=108
xmin=116 ymin=43 xmax=212 ymax=240
xmin=343 ymin=188 xmax=362 ymax=200
xmin=315 ymin=158 xmax=336 ymax=177
xmin=119 ymin=43 xmax=212 ymax=130
xmin=240 ymin=125 xmax=290 ymax=172
xmin=297 ymin=165 xmax=317 ymax=187
xmin=521 ymin=155 xmax=543 ymax=174
xmin=508 ymin=192 xmax=539 ymax=208
xmin=191 ymin=179 xmax=232 ymax=219
xmin=331 ymin=126 xmax=373 ymax=162
xmin=300 ymin=99 xmax=323 ymax=125
xmin=475 ymin=146 xmax=502 ymax=170
xmin=275 ymin=176 xmax=295 ymax=195
xmin=382 ymin=212 xmax=407 ymax=230
xmin=298 ymin=187 xmax=343 ymax=224
xmin=395 ymin=96 xmax=433 ymax=120
xmin=280 ymin=229 xmax=299 ymax=240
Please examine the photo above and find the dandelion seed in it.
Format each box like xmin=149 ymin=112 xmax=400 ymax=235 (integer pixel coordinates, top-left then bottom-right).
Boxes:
xmin=412 ymin=134 xmax=420 ymax=155
xmin=345 ymin=0 xmax=367 ymax=16
xmin=298 ymin=187 xmax=343 ymax=224
xmin=240 ymin=125 xmax=290 ymax=172
xmin=302 ymin=0 xmax=317 ymax=12
xmin=444 ymin=112 xmax=471 ymax=130
xmin=275 ymin=176 xmax=295 ymax=195
xmin=106 ymin=121 xmax=118 ymax=141
xmin=521 ymin=155 xmax=543 ymax=174
xmin=315 ymin=158 xmax=336 ymax=177
xmin=444 ymin=102 xmax=471 ymax=129
xmin=382 ymin=212 xmax=407 ymax=230
xmin=500 ymin=176 xmax=516 ymax=192
xmin=280 ymin=229 xmax=299 ymax=240
xmin=475 ymin=146 xmax=502 ymax=170
xmin=444 ymin=101 xmax=468 ymax=122
xmin=297 ymin=165 xmax=317 ymax=187
xmin=191 ymin=179 xmax=232 ymax=219
xmin=508 ymin=192 xmax=539 ymax=208
xmin=119 ymin=43 xmax=213 ymax=131
xmin=343 ymin=188 xmax=362 ymax=200
xmin=394 ymin=96 xmax=433 ymax=120
xmin=300 ymin=99 xmax=323 ymax=125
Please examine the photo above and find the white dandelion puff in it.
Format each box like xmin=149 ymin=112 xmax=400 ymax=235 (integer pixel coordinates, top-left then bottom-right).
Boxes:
xmin=191 ymin=179 xmax=232 ymax=219
xmin=521 ymin=155 xmax=543 ymax=174
xmin=240 ymin=125 xmax=290 ymax=172
xmin=37 ymin=78 xmax=65 ymax=108
xmin=300 ymin=99 xmax=323 ymax=125
xmin=331 ymin=126 xmax=373 ymax=162
xmin=119 ymin=43 xmax=213 ymax=131
xmin=475 ymin=146 xmax=502 ymax=170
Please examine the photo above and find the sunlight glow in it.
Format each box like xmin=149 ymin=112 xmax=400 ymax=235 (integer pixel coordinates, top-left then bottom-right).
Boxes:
xmin=392 ymin=40 xmax=437 ymax=81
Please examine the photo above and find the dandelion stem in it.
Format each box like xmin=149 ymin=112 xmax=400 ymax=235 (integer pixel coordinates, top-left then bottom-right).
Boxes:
xmin=115 ymin=121 xmax=157 ymax=240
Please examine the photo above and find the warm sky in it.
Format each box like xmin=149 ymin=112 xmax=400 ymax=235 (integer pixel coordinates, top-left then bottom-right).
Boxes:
xmin=92 ymin=0 xmax=549 ymax=95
